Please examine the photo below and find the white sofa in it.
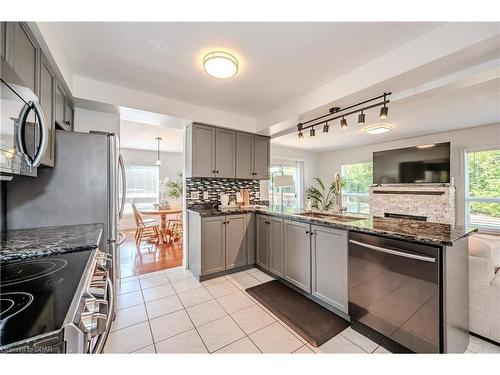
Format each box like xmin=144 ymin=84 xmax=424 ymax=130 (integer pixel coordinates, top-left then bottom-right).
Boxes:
xmin=468 ymin=235 xmax=500 ymax=343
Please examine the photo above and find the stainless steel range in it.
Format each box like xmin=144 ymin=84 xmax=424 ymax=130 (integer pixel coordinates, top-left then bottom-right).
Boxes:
xmin=0 ymin=249 xmax=114 ymax=353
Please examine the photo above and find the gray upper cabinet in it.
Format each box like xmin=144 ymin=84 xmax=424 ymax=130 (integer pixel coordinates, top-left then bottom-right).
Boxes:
xmin=201 ymin=216 xmax=226 ymax=275
xmin=225 ymin=214 xmax=247 ymax=269
xmin=12 ymin=22 xmax=38 ymax=94
xmin=0 ymin=22 xmax=6 ymax=59
xmin=55 ymin=83 xmax=66 ymax=129
xmin=284 ymin=219 xmax=311 ymax=293
xmin=39 ymin=55 xmax=55 ymax=167
xmin=215 ymin=128 xmax=236 ymax=178
xmin=236 ymin=132 xmax=254 ymax=179
xmin=269 ymin=217 xmax=284 ymax=277
xmin=256 ymin=215 xmax=270 ymax=269
xmin=189 ymin=123 xmax=216 ymax=178
xmin=253 ymin=136 xmax=270 ymax=180
xmin=311 ymin=225 xmax=348 ymax=313
xmin=246 ymin=213 xmax=256 ymax=265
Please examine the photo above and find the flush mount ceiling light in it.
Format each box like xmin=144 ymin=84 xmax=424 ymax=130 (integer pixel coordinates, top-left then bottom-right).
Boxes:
xmin=296 ymin=92 xmax=391 ymax=140
xmin=155 ymin=137 xmax=162 ymax=166
xmin=363 ymin=123 xmax=393 ymax=135
xmin=203 ymin=51 xmax=239 ymax=79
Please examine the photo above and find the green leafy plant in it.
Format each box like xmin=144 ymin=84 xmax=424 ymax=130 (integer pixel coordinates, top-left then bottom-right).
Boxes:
xmin=305 ymin=177 xmax=338 ymax=211
xmin=160 ymin=171 xmax=183 ymax=200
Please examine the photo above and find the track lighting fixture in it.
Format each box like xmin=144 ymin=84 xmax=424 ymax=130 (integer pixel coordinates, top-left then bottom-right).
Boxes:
xmin=358 ymin=111 xmax=365 ymax=124
xmin=340 ymin=117 xmax=347 ymax=129
xmin=295 ymin=92 xmax=391 ymax=142
xmin=323 ymin=121 xmax=329 ymax=133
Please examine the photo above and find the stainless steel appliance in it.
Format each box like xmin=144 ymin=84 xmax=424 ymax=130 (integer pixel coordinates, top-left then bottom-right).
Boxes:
xmin=348 ymin=231 xmax=441 ymax=353
xmin=6 ymin=130 xmax=126 ymax=332
xmin=0 ymin=59 xmax=48 ymax=179
xmin=0 ymin=248 xmax=114 ymax=353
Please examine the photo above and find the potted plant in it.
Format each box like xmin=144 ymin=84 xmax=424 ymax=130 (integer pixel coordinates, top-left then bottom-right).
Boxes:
xmin=158 ymin=171 xmax=183 ymax=209
xmin=305 ymin=176 xmax=340 ymax=211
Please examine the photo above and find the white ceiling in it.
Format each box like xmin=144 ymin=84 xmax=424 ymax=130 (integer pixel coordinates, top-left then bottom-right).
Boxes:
xmin=120 ymin=120 xmax=184 ymax=153
xmin=273 ymin=78 xmax=500 ymax=152
xmin=51 ymin=22 xmax=442 ymax=116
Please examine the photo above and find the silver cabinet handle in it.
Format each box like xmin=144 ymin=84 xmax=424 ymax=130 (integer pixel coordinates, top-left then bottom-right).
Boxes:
xmin=348 ymin=239 xmax=436 ymax=263
xmin=16 ymin=101 xmax=48 ymax=167
xmin=118 ymin=154 xmax=126 ymax=219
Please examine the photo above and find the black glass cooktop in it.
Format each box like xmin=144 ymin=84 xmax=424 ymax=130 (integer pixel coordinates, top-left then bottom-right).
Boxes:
xmin=0 ymin=250 xmax=93 ymax=348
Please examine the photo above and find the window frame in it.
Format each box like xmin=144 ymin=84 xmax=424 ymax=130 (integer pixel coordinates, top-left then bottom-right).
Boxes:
xmin=269 ymin=159 xmax=303 ymax=209
xmin=464 ymin=145 xmax=500 ymax=234
xmin=341 ymin=161 xmax=373 ymax=215
xmin=123 ymin=164 xmax=160 ymax=215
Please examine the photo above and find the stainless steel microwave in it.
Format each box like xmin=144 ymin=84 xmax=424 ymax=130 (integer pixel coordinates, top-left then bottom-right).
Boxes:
xmin=1 ymin=59 xmax=48 ymax=179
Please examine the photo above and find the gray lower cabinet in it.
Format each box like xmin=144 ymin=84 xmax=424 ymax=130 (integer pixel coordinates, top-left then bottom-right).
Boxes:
xmin=246 ymin=213 xmax=256 ymax=265
xmin=311 ymin=225 xmax=348 ymax=313
xmin=215 ymin=128 xmax=236 ymax=178
xmin=269 ymin=217 xmax=284 ymax=277
xmin=236 ymin=132 xmax=254 ymax=179
xmin=284 ymin=220 xmax=311 ymax=293
xmin=225 ymin=214 xmax=247 ymax=269
xmin=39 ymin=54 xmax=55 ymax=167
xmin=253 ymin=135 xmax=270 ymax=180
xmin=201 ymin=216 xmax=226 ymax=275
xmin=256 ymin=215 xmax=270 ymax=269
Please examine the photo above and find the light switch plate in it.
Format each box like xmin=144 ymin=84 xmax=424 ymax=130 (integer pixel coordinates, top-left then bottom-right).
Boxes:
xmin=203 ymin=191 xmax=209 ymax=200
xmin=191 ymin=191 xmax=200 ymax=199
xmin=255 ymin=192 xmax=260 ymax=198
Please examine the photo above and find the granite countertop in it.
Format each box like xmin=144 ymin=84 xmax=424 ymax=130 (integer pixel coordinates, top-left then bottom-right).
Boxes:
xmin=187 ymin=206 xmax=476 ymax=246
xmin=0 ymin=223 xmax=103 ymax=264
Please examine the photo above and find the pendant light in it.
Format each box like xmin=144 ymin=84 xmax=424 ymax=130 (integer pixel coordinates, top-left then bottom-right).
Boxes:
xmin=340 ymin=116 xmax=348 ymax=129
xmin=155 ymin=137 xmax=162 ymax=166
xmin=380 ymin=93 xmax=389 ymax=119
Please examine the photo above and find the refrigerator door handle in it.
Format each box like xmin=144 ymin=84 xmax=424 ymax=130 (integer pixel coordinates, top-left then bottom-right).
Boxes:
xmin=16 ymin=101 xmax=48 ymax=167
xmin=118 ymin=154 xmax=126 ymax=219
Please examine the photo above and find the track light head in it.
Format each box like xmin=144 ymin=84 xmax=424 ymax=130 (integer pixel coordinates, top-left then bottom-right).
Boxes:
xmin=298 ymin=131 xmax=304 ymax=140
xmin=340 ymin=117 xmax=348 ymax=129
xmin=323 ymin=122 xmax=329 ymax=133
xmin=310 ymin=128 xmax=316 ymax=137
xmin=358 ymin=111 xmax=365 ymax=124
xmin=380 ymin=106 xmax=388 ymax=119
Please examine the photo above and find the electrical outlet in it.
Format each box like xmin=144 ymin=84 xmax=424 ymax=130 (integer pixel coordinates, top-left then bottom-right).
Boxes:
xmin=191 ymin=191 xmax=200 ymax=199
xmin=203 ymin=191 xmax=209 ymax=200
xmin=255 ymin=191 xmax=260 ymax=199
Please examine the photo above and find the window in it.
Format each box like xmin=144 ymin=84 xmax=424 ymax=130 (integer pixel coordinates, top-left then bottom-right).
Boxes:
xmin=269 ymin=161 xmax=303 ymax=209
xmin=124 ymin=165 xmax=159 ymax=214
xmin=341 ymin=162 xmax=373 ymax=214
xmin=465 ymin=148 xmax=500 ymax=232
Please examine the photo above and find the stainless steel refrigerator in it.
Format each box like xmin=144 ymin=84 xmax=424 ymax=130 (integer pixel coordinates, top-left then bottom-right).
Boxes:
xmin=6 ymin=129 xmax=126 ymax=285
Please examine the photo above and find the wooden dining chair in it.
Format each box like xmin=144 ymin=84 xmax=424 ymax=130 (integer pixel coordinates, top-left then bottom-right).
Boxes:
xmin=167 ymin=211 xmax=183 ymax=243
xmin=131 ymin=201 xmax=161 ymax=246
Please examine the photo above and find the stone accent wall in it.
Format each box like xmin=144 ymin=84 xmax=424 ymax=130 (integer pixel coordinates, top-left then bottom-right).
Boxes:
xmin=185 ymin=178 xmax=261 ymax=207
xmin=369 ymin=185 xmax=456 ymax=224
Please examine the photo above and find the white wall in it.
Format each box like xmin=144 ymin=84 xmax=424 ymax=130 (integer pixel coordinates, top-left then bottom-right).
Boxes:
xmin=316 ymin=123 xmax=500 ymax=226
xmin=119 ymin=148 xmax=184 ymax=230
xmin=74 ymin=107 xmax=120 ymax=135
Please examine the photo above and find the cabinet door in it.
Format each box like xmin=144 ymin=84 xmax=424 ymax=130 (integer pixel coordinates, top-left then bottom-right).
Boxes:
xmin=269 ymin=217 xmax=284 ymax=277
xmin=201 ymin=216 xmax=226 ymax=275
xmin=236 ymin=132 xmax=254 ymax=179
xmin=284 ymin=220 xmax=311 ymax=292
xmin=215 ymin=128 xmax=236 ymax=178
xmin=64 ymin=100 xmax=74 ymax=130
xmin=13 ymin=22 xmax=38 ymax=93
xmin=55 ymin=83 xmax=65 ymax=128
xmin=253 ymin=136 xmax=270 ymax=180
xmin=246 ymin=213 xmax=256 ymax=265
xmin=192 ymin=124 xmax=216 ymax=177
xmin=256 ymin=215 xmax=269 ymax=269
xmin=225 ymin=214 xmax=248 ymax=269
xmin=0 ymin=22 xmax=5 ymax=59
xmin=39 ymin=55 xmax=55 ymax=167
xmin=311 ymin=225 xmax=348 ymax=313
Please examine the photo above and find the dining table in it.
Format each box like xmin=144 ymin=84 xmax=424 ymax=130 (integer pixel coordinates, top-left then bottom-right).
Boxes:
xmin=140 ymin=207 xmax=182 ymax=243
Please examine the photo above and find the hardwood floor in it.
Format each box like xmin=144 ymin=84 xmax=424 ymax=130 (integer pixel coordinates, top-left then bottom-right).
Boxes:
xmin=119 ymin=230 xmax=183 ymax=278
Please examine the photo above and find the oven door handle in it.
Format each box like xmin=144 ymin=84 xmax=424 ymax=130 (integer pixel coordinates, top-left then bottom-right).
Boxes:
xmin=92 ymin=276 xmax=114 ymax=353
xmin=16 ymin=101 xmax=48 ymax=167
xmin=349 ymin=239 xmax=436 ymax=263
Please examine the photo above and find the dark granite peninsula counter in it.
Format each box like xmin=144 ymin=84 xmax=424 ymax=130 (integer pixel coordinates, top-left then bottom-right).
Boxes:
xmin=187 ymin=206 xmax=476 ymax=246
xmin=0 ymin=223 xmax=103 ymax=264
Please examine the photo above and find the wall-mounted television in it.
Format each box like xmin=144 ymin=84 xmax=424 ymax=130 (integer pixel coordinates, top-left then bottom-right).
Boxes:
xmin=373 ymin=142 xmax=450 ymax=184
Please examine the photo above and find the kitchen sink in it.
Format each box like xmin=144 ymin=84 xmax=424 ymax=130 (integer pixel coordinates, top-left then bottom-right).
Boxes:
xmin=296 ymin=212 xmax=366 ymax=222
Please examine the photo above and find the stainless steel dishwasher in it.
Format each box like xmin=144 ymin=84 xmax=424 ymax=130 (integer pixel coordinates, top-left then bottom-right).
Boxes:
xmin=348 ymin=231 xmax=441 ymax=353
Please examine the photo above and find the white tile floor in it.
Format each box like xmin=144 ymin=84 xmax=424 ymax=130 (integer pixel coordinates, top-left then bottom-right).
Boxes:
xmin=105 ymin=266 xmax=500 ymax=354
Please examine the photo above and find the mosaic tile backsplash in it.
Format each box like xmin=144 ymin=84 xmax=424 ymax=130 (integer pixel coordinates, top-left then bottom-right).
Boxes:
xmin=185 ymin=178 xmax=264 ymax=207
